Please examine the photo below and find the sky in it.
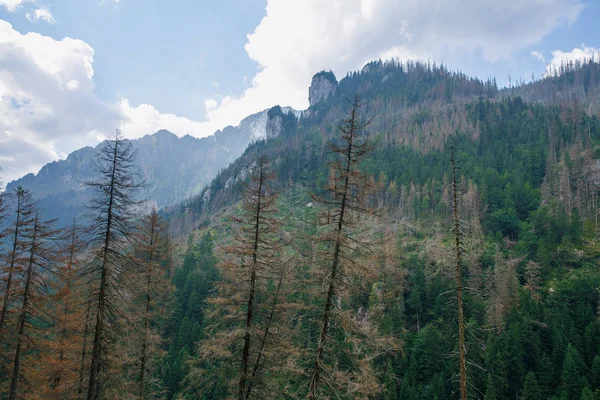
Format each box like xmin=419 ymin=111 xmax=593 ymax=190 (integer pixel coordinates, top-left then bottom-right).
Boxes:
xmin=0 ymin=0 xmax=599 ymax=184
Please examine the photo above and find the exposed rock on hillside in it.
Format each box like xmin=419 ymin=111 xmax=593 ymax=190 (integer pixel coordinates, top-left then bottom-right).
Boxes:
xmin=309 ymin=71 xmax=338 ymax=106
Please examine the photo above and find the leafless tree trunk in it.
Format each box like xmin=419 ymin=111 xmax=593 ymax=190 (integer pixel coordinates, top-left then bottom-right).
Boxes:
xmin=308 ymin=96 xmax=384 ymax=399
xmin=0 ymin=188 xmax=34 ymax=333
xmin=9 ymin=211 xmax=60 ymax=400
xmin=451 ymin=145 xmax=468 ymax=400
xmin=84 ymin=129 xmax=143 ymax=400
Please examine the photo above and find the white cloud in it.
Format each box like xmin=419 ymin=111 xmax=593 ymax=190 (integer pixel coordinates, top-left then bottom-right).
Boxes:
xmin=202 ymin=0 xmax=584 ymax=131
xmin=0 ymin=0 xmax=26 ymax=12
xmin=0 ymin=20 xmax=121 ymax=182
xmin=0 ymin=0 xmax=586 ymax=183
xmin=532 ymin=51 xmax=546 ymax=62
xmin=26 ymin=6 xmax=55 ymax=24
xmin=545 ymin=45 xmax=600 ymax=76
xmin=117 ymin=98 xmax=219 ymax=140
xmin=204 ymin=98 xmax=218 ymax=112
xmin=0 ymin=20 xmax=215 ymax=183
xmin=1 ymin=1 xmax=55 ymax=25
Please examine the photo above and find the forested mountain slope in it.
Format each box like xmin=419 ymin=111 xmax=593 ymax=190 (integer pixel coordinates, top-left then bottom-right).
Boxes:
xmin=171 ymin=60 xmax=600 ymax=237
xmin=2 ymin=59 xmax=600 ymax=400
xmin=160 ymin=60 xmax=600 ymax=399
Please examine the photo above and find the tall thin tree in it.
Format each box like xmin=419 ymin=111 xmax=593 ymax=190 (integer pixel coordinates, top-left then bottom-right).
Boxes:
xmin=31 ymin=220 xmax=88 ymax=399
xmin=451 ymin=145 xmax=467 ymax=400
xmin=308 ymin=96 xmax=390 ymax=399
xmin=134 ymin=209 xmax=171 ymax=399
xmin=185 ymin=158 xmax=295 ymax=399
xmin=0 ymin=188 xmax=35 ymax=334
xmin=8 ymin=211 xmax=61 ymax=400
xmin=84 ymin=129 xmax=143 ymax=400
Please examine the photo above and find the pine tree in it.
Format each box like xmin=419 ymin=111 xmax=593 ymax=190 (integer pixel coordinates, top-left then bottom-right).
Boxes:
xmin=0 ymin=187 xmax=35 ymax=334
xmin=185 ymin=157 xmax=295 ymax=399
xmin=29 ymin=220 xmax=88 ymax=399
xmin=451 ymin=145 xmax=467 ymax=400
xmin=8 ymin=211 xmax=61 ymax=400
xmin=591 ymin=355 xmax=600 ymax=388
xmin=134 ymin=209 xmax=172 ymax=399
xmin=307 ymin=96 xmax=395 ymax=399
xmin=580 ymin=386 xmax=594 ymax=400
xmin=83 ymin=129 xmax=144 ymax=400
xmin=522 ymin=372 xmax=541 ymax=400
xmin=562 ymin=344 xmax=587 ymax=399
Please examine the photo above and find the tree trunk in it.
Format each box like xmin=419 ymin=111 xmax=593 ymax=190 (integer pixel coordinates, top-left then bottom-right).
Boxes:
xmin=8 ymin=214 xmax=38 ymax=400
xmin=87 ymin=140 xmax=118 ymax=400
xmin=0 ymin=189 xmax=23 ymax=332
xmin=238 ymin=166 xmax=264 ymax=400
xmin=77 ymin=299 xmax=92 ymax=398
xmin=140 ymin=218 xmax=155 ymax=399
xmin=245 ymin=271 xmax=284 ymax=399
xmin=308 ymin=102 xmax=356 ymax=399
xmin=452 ymin=146 xmax=468 ymax=400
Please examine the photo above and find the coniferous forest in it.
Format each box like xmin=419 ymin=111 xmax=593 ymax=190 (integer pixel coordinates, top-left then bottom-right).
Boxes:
xmin=2 ymin=59 xmax=600 ymax=399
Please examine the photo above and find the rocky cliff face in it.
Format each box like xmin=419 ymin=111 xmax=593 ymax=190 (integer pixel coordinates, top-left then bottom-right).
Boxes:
xmin=265 ymin=105 xmax=301 ymax=139
xmin=309 ymin=71 xmax=338 ymax=106
xmin=7 ymin=126 xmax=254 ymax=226
xmin=266 ymin=113 xmax=283 ymax=140
xmin=266 ymin=106 xmax=285 ymax=139
xmin=7 ymin=103 xmax=301 ymax=226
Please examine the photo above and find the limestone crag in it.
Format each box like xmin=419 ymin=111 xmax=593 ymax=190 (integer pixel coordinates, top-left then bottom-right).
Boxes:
xmin=308 ymin=71 xmax=338 ymax=106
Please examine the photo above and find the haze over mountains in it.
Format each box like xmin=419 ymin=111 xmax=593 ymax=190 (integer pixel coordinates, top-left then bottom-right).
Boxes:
xmin=6 ymin=105 xmax=299 ymax=225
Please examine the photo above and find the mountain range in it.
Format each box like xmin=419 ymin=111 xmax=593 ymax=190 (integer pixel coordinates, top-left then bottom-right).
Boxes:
xmin=6 ymin=105 xmax=298 ymax=225
xmin=3 ymin=57 xmax=600 ymax=399
xmin=6 ymin=58 xmax=600 ymax=230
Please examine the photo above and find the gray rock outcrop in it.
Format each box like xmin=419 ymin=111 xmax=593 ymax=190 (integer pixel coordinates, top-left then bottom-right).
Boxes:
xmin=309 ymin=71 xmax=338 ymax=106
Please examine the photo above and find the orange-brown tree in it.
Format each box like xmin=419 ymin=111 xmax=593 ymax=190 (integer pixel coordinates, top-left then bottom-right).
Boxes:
xmin=0 ymin=188 xmax=35 ymax=336
xmin=83 ymin=129 xmax=144 ymax=400
xmin=8 ymin=211 xmax=61 ymax=400
xmin=307 ymin=96 xmax=396 ymax=399
xmin=133 ymin=209 xmax=172 ymax=399
xmin=184 ymin=158 xmax=297 ymax=399
xmin=26 ymin=221 xmax=88 ymax=399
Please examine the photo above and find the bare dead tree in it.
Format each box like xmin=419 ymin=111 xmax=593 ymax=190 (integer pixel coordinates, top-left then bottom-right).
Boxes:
xmin=186 ymin=157 xmax=296 ymax=399
xmin=307 ymin=96 xmax=392 ymax=399
xmin=451 ymin=145 xmax=467 ymax=400
xmin=8 ymin=211 xmax=61 ymax=400
xmin=231 ymin=158 xmax=293 ymax=399
xmin=0 ymin=188 xmax=35 ymax=335
xmin=32 ymin=220 xmax=89 ymax=399
xmin=83 ymin=129 xmax=144 ymax=400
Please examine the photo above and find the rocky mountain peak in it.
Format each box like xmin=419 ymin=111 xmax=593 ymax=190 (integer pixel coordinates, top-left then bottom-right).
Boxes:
xmin=309 ymin=70 xmax=337 ymax=106
xmin=266 ymin=106 xmax=285 ymax=139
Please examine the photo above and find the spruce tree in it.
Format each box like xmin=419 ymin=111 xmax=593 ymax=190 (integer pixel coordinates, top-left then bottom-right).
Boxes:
xmin=8 ymin=211 xmax=61 ymax=400
xmin=134 ymin=209 xmax=172 ymax=398
xmin=307 ymin=96 xmax=395 ymax=398
xmin=0 ymin=188 xmax=35 ymax=334
xmin=31 ymin=220 xmax=88 ymax=399
xmin=522 ymin=372 xmax=541 ymax=400
xmin=185 ymin=158 xmax=295 ymax=399
xmin=83 ymin=129 xmax=143 ymax=400
xmin=562 ymin=344 xmax=587 ymax=399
